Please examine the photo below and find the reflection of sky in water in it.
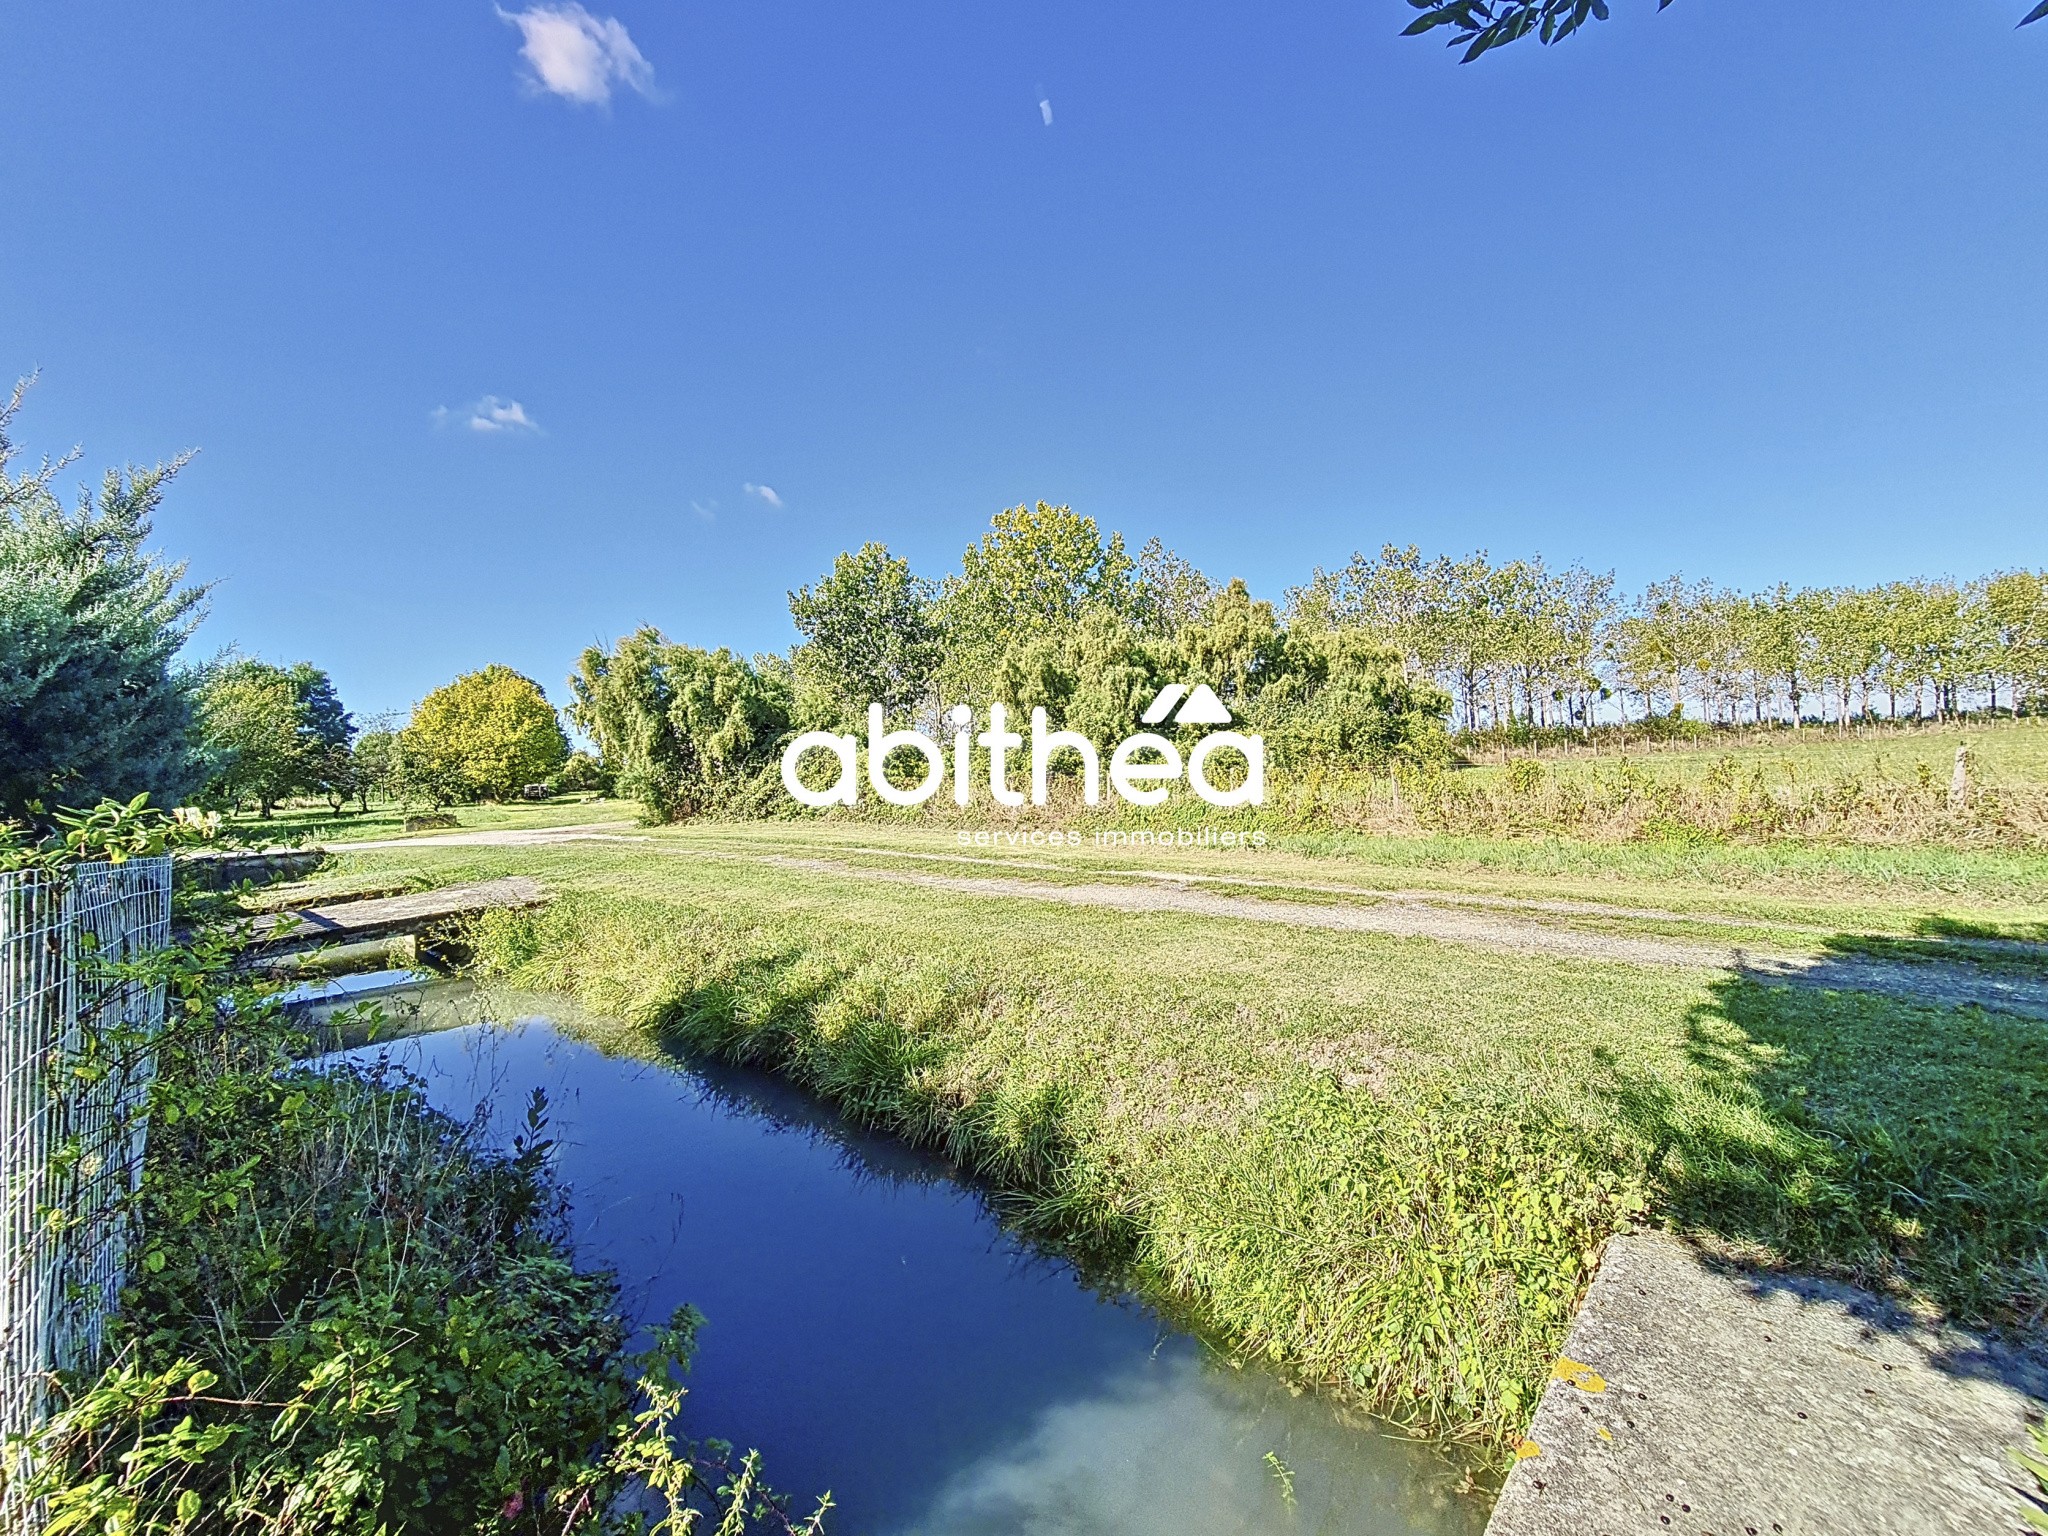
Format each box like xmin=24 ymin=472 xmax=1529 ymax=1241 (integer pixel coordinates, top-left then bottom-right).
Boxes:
xmin=339 ymin=1007 xmax=1485 ymax=1536
xmin=902 ymin=1350 xmax=1473 ymax=1536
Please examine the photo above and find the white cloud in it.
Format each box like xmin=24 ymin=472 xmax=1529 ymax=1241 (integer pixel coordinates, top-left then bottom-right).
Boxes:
xmin=743 ymin=482 xmax=783 ymax=508
xmin=690 ymin=499 xmax=717 ymax=523
xmin=1040 ymin=97 xmax=1053 ymax=126
xmin=434 ymin=396 xmax=541 ymax=434
xmin=498 ymin=4 xmax=654 ymax=106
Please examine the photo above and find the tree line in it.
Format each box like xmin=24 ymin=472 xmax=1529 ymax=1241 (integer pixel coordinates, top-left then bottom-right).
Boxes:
xmin=1291 ymin=547 xmax=2048 ymax=738
xmin=576 ymin=507 xmax=2048 ymax=815
xmin=194 ymin=657 xmax=594 ymax=817
xmin=5 ymin=372 xmax=2045 ymax=826
xmin=572 ymin=503 xmax=1452 ymax=819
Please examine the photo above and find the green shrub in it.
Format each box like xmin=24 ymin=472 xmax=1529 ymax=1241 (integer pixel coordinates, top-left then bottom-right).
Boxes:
xmin=552 ymin=750 xmax=611 ymax=796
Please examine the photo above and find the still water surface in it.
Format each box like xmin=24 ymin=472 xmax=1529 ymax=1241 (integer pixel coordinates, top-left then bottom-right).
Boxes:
xmin=339 ymin=1000 xmax=1488 ymax=1536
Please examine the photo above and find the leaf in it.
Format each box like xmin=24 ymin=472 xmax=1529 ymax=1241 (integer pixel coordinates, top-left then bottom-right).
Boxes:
xmin=2023 ymin=0 xmax=2048 ymax=25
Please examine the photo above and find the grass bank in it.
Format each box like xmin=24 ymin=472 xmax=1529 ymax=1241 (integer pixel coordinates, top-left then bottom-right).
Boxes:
xmin=322 ymin=827 xmax=2048 ymax=1456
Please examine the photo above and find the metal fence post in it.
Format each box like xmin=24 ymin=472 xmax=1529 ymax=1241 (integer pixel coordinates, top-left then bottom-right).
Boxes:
xmin=0 ymin=857 xmax=171 ymax=1528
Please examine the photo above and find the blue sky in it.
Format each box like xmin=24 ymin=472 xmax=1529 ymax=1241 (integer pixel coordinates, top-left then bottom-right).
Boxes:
xmin=4 ymin=1 xmax=2047 ymax=720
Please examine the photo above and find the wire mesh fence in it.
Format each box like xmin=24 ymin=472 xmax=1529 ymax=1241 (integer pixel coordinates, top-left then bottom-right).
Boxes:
xmin=0 ymin=857 xmax=171 ymax=1526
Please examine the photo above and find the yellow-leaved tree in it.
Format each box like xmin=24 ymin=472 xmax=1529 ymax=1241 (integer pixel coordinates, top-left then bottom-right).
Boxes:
xmin=400 ymin=664 xmax=567 ymax=803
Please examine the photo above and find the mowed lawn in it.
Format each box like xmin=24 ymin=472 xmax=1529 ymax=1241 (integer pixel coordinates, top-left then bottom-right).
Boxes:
xmin=318 ymin=820 xmax=2048 ymax=1454
xmin=224 ymin=793 xmax=635 ymax=845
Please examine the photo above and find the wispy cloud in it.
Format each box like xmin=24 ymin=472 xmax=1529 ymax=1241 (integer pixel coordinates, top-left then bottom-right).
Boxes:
xmin=433 ymin=396 xmax=542 ymax=434
xmin=743 ymin=482 xmax=783 ymax=508
xmin=690 ymin=499 xmax=717 ymax=523
xmin=1039 ymin=97 xmax=1053 ymax=127
xmin=497 ymin=4 xmax=654 ymax=106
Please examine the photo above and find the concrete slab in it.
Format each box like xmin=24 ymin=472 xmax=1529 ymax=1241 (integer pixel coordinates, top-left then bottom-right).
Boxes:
xmin=250 ymin=876 xmax=548 ymax=947
xmin=1485 ymin=1233 xmax=2047 ymax=1536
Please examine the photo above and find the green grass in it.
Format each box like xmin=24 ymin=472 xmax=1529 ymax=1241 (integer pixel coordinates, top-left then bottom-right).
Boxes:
xmin=1458 ymin=716 xmax=2048 ymax=787
xmin=1268 ymin=828 xmax=2048 ymax=921
xmin=675 ymin=817 xmax=2048 ymax=940
xmin=323 ymin=823 xmax=2048 ymax=1458
xmin=221 ymin=794 xmax=635 ymax=845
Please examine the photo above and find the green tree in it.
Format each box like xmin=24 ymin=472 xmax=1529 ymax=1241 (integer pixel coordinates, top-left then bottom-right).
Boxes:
xmin=1253 ymin=626 xmax=1453 ymax=770
xmin=1608 ymin=577 xmax=1688 ymax=723
xmin=403 ymin=665 xmax=568 ymax=802
xmin=787 ymin=542 xmax=940 ymax=724
xmin=992 ymin=608 xmax=1164 ymax=748
xmin=1985 ymin=570 xmax=2048 ymax=714
xmin=1804 ymin=586 xmax=1885 ymax=729
xmin=196 ymin=659 xmax=357 ymax=815
xmin=938 ymin=502 xmax=1137 ymax=699
xmin=1439 ymin=553 xmax=1518 ymax=731
xmin=571 ymin=631 xmax=791 ymax=820
xmin=197 ymin=662 xmax=308 ymax=817
xmin=350 ymin=725 xmax=400 ymax=812
xmin=1178 ymin=578 xmax=1288 ymax=707
xmin=277 ymin=662 xmax=357 ymax=808
xmin=552 ymin=749 xmax=611 ymax=795
xmin=1551 ymin=562 xmax=1618 ymax=728
xmin=1131 ymin=537 xmax=1216 ymax=638
xmin=1289 ymin=544 xmax=1452 ymax=684
xmin=286 ymin=661 xmax=353 ymax=750
xmin=0 ymin=377 xmax=205 ymax=819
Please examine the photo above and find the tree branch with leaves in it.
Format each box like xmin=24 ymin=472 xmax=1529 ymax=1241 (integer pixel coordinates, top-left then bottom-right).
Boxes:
xmin=1400 ymin=0 xmax=2048 ymax=62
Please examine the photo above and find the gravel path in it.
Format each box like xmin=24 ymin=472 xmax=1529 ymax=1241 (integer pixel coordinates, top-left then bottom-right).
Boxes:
xmin=324 ymin=823 xmax=650 ymax=851
xmin=763 ymin=856 xmax=2048 ymax=1018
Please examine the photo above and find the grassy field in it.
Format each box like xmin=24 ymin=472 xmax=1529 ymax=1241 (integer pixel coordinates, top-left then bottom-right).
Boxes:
xmin=222 ymin=793 xmax=635 ymax=844
xmin=306 ymin=808 xmax=2048 ymax=1459
xmin=1459 ymin=715 xmax=2048 ymax=785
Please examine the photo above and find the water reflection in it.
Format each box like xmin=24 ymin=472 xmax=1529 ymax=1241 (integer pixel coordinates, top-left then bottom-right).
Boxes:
xmin=336 ymin=997 xmax=1486 ymax=1536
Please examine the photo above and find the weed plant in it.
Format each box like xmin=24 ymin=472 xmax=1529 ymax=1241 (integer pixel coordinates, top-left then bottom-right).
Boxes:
xmin=11 ymin=917 xmax=826 ymax=1536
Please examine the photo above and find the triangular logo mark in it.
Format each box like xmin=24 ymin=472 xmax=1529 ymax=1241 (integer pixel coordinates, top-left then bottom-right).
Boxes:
xmin=1174 ymin=684 xmax=1232 ymax=725
xmin=1140 ymin=685 xmax=1186 ymax=725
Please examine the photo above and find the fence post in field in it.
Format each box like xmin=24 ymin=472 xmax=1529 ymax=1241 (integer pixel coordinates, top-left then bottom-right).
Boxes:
xmin=0 ymin=857 xmax=172 ymax=1529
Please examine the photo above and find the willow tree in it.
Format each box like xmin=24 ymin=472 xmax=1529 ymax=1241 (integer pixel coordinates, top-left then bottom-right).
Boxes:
xmin=571 ymin=632 xmax=791 ymax=820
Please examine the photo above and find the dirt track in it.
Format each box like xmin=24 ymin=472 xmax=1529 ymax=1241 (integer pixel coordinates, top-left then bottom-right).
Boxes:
xmin=760 ymin=856 xmax=2048 ymax=1019
xmin=323 ymin=826 xmax=2048 ymax=1018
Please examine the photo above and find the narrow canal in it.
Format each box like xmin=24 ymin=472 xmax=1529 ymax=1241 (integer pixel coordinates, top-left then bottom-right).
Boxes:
xmin=337 ymin=992 xmax=1491 ymax=1536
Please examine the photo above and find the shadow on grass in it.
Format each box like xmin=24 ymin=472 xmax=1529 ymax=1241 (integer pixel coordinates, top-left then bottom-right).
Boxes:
xmin=1598 ymin=946 xmax=2048 ymax=1355
xmin=1911 ymin=913 xmax=2048 ymax=947
xmin=1805 ymin=919 xmax=2048 ymax=978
